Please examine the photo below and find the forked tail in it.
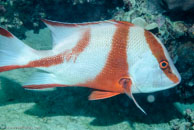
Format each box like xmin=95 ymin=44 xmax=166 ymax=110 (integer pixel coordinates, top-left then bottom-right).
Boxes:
xmin=0 ymin=27 xmax=37 ymax=72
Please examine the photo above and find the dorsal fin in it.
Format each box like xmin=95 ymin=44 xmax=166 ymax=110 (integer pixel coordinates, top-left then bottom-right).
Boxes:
xmin=0 ymin=27 xmax=13 ymax=37
xmin=42 ymin=19 xmax=81 ymax=47
xmin=41 ymin=19 xmax=117 ymax=47
xmin=42 ymin=19 xmax=117 ymax=27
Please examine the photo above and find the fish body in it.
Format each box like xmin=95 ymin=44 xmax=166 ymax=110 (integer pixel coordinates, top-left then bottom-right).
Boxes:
xmin=0 ymin=20 xmax=181 ymax=113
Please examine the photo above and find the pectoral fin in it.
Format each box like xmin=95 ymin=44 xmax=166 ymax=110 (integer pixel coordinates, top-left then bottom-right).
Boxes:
xmin=119 ymin=78 xmax=147 ymax=115
xmin=89 ymin=90 xmax=120 ymax=100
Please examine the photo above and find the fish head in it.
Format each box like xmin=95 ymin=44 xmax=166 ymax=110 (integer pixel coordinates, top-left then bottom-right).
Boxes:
xmin=128 ymin=30 xmax=181 ymax=93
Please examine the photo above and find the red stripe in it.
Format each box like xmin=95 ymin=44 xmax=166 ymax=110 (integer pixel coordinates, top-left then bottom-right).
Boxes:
xmin=28 ymin=28 xmax=90 ymax=67
xmin=0 ymin=65 xmax=22 ymax=72
xmin=23 ymin=84 xmax=66 ymax=89
xmin=42 ymin=19 xmax=106 ymax=27
xmin=0 ymin=29 xmax=91 ymax=72
xmin=65 ymin=29 xmax=91 ymax=62
xmin=144 ymin=30 xmax=179 ymax=83
xmin=80 ymin=22 xmax=133 ymax=92
xmin=41 ymin=19 xmax=131 ymax=27
xmin=0 ymin=53 xmax=65 ymax=72
xmin=0 ymin=27 xmax=13 ymax=37
xmin=111 ymin=20 xmax=134 ymax=26
xmin=27 ymin=54 xmax=64 ymax=67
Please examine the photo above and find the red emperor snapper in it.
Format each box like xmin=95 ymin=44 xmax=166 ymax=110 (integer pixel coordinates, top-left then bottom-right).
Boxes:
xmin=0 ymin=19 xmax=181 ymax=114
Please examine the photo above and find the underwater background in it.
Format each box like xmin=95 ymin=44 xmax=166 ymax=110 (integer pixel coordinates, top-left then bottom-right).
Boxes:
xmin=0 ymin=0 xmax=194 ymax=130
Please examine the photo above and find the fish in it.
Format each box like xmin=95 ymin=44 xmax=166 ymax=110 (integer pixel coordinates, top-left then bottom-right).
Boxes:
xmin=0 ymin=19 xmax=181 ymax=114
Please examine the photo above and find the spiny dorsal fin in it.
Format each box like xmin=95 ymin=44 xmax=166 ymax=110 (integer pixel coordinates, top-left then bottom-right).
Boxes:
xmin=42 ymin=19 xmax=117 ymax=27
xmin=0 ymin=27 xmax=13 ymax=37
xmin=41 ymin=19 xmax=117 ymax=47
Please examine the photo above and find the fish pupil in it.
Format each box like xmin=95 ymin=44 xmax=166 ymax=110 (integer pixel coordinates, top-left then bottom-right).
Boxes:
xmin=162 ymin=62 xmax=166 ymax=67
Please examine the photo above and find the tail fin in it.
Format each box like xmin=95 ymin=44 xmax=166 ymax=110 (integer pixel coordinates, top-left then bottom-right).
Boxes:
xmin=0 ymin=27 xmax=36 ymax=72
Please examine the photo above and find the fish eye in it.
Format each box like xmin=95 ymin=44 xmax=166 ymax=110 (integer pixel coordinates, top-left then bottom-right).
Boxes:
xmin=159 ymin=60 xmax=168 ymax=69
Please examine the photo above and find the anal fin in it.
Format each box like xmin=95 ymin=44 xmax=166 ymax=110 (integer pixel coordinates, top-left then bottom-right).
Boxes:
xmin=89 ymin=90 xmax=120 ymax=100
xmin=23 ymin=71 xmax=66 ymax=89
xmin=23 ymin=84 xmax=66 ymax=89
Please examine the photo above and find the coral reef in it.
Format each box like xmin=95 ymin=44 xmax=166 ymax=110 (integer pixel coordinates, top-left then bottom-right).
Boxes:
xmin=170 ymin=109 xmax=194 ymax=130
xmin=162 ymin=0 xmax=194 ymax=11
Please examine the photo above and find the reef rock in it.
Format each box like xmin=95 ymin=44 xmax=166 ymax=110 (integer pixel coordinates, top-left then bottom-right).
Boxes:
xmin=162 ymin=0 xmax=194 ymax=11
xmin=170 ymin=109 xmax=194 ymax=130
